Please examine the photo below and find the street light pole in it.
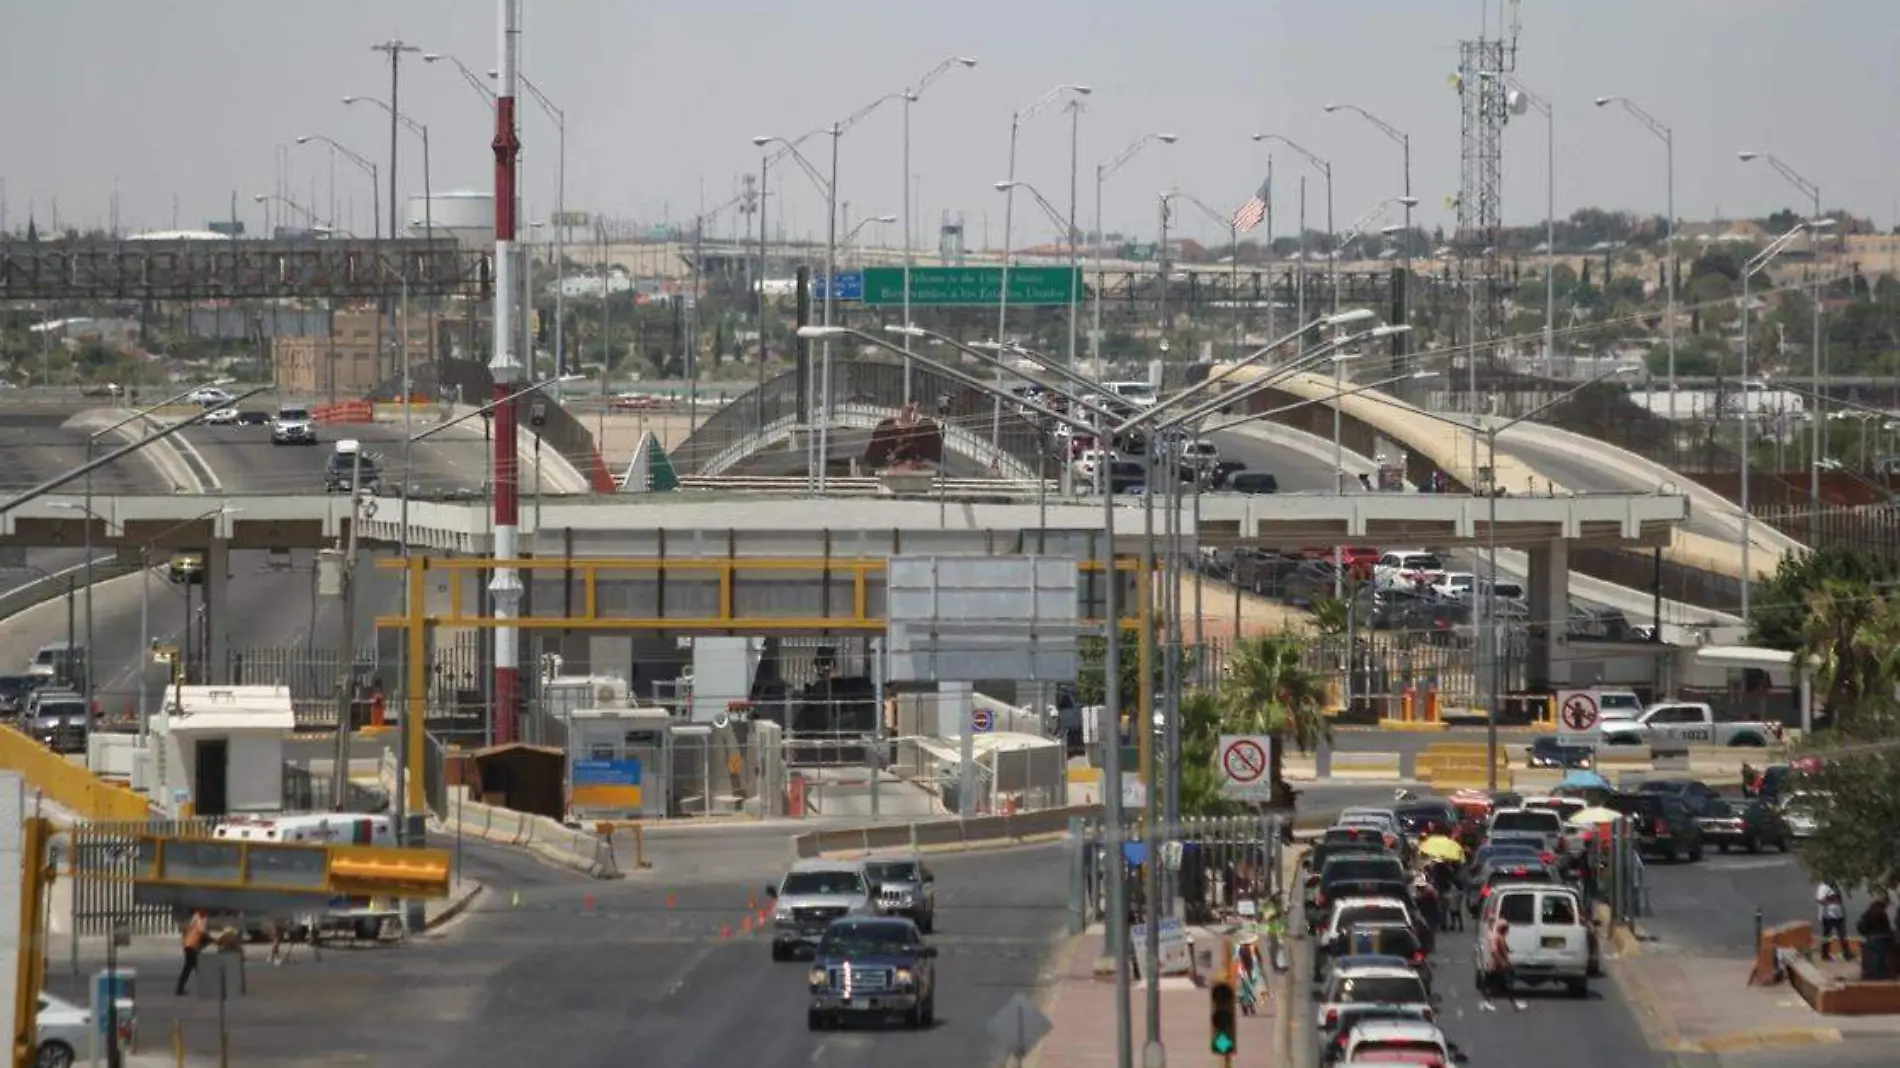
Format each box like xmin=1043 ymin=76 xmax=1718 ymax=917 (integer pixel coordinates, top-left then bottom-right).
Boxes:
xmin=294 ymin=136 xmax=380 ymax=238
xmin=899 ymin=57 xmax=979 ymax=404
xmin=1595 ymin=96 xmax=1676 ymax=423
xmin=999 ymin=84 xmax=1093 ymax=357
xmin=1736 ymin=220 xmax=1828 ymax=621
xmin=1093 ymin=134 xmax=1178 ymax=366
xmin=1740 ymin=151 xmax=1825 ymax=532
xmin=1324 ymin=104 xmax=1412 ymax=356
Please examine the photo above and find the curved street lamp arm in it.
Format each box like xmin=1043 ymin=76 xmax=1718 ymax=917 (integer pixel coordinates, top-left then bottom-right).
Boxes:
xmin=1599 ymin=96 xmax=1671 ymax=143
xmin=1252 ymin=134 xmax=1329 ymax=176
xmin=1327 ymin=104 xmax=1407 ymax=147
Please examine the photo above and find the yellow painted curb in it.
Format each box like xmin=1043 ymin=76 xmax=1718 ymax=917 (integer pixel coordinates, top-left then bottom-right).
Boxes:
xmin=818 ymin=830 xmax=1071 ymax=860
xmin=1692 ymin=1028 xmax=1844 ymax=1054
xmin=1067 ymin=767 xmax=1104 ymax=785
xmin=1374 ymin=720 xmax=1451 ymax=732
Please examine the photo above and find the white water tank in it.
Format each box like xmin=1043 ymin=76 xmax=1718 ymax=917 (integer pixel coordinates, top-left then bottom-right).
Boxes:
xmin=406 ymin=191 xmax=493 ymax=244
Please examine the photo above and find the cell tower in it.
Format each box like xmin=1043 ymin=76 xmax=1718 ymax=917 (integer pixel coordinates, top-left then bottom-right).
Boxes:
xmin=1455 ymin=0 xmax=1519 ymax=378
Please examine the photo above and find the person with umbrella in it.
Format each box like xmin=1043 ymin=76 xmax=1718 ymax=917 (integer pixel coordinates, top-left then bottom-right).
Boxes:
xmin=1418 ymin=835 xmax=1466 ymax=931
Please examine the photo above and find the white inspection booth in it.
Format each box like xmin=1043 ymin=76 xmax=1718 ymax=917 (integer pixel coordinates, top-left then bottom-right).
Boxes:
xmin=151 ymin=685 xmax=297 ymax=818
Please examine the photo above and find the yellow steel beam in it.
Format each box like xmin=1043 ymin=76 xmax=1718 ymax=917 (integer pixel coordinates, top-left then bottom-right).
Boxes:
xmin=405 ymin=557 xmax=427 ymax=816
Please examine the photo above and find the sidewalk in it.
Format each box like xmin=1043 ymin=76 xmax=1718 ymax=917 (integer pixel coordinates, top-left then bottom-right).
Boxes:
xmin=1033 ymin=928 xmax=1279 ymax=1068
xmin=1613 ymin=935 xmax=1900 ymax=1054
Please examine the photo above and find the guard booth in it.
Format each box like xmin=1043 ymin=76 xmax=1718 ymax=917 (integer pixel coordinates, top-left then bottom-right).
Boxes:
xmin=564 ymin=708 xmax=782 ymax=819
xmin=566 ymin=707 xmax=671 ymax=819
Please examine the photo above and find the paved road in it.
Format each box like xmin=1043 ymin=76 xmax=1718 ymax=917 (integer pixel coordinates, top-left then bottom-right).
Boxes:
xmin=76 ymin=839 xmax=1073 ymax=1068
xmin=1643 ymin=847 xmax=1812 ymax=957
xmin=0 ymin=414 xmax=169 ymax=600
xmin=1493 ymin=424 xmax=1734 ymax=545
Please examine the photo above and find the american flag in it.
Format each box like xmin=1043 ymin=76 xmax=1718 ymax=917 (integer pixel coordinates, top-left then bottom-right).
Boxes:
xmin=1231 ymin=177 xmax=1270 ymax=233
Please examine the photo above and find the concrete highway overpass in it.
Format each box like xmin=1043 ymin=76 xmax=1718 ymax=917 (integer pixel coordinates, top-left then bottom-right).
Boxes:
xmin=1212 ymin=365 xmax=1799 ymax=613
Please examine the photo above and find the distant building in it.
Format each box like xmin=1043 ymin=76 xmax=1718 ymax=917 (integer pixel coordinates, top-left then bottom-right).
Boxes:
xmin=272 ymin=307 xmax=432 ymax=397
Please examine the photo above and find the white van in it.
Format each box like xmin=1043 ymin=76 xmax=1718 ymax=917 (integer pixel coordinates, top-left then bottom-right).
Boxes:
xmin=1476 ymin=885 xmax=1590 ymax=996
xmin=1103 ymin=381 xmax=1158 ymax=407
xmin=213 ymin=813 xmax=396 ymax=847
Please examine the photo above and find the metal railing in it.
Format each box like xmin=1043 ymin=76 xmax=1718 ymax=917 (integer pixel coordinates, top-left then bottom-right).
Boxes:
xmin=675 ymin=356 xmax=1049 ymax=477
xmin=68 ymin=818 xmax=215 ymax=936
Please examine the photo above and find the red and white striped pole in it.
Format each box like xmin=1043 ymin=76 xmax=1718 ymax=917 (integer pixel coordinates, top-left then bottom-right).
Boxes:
xmin=489 ymin=0 xmax=524 ymax=744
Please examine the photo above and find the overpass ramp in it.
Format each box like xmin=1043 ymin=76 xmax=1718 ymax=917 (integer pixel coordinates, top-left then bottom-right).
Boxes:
xmin=1235 ymin=368 xmax=1772 ymax=596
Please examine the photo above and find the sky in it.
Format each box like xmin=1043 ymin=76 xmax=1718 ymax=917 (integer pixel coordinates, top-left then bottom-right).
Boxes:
xmin=3 ymin=0 xmax=1897 ymax=250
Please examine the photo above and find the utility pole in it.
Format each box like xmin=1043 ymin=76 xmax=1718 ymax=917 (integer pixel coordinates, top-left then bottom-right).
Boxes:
xmin=329 ymin=448 xmax=364 ymax=811
xmin=489 ymin=0 xmax=525 ymax=745
xmin=373 ymin=38 xmax=419 ymax=385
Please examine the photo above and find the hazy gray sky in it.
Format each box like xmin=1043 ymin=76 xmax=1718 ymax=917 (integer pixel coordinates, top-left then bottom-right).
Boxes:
xmin=4 ymin=1 xmax=1896 ymax=249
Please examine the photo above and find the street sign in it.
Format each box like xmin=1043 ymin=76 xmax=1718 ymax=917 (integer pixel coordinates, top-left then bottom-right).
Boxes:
xmin=810 ymin=271 xmax=863 ymax=301
xmin=1129 ymin=917 xmax=1193 ymax=976
xmin=550 ymin=211 xmax=592 ymax=228
xmin=971 ymin=708 xmax=994 ymax=733
xmin=862 ymin=265 xmax=1081 ymax=307
xmin=986 ymin=993 xmax=1053 ymax=1061
xmin=1556 ymin=689 xmax=1601 ymax=746
xmin=1218 ymin=734 xmax=1274 ymax=801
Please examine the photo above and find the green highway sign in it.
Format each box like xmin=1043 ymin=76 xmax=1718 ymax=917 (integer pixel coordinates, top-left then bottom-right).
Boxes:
xmin=862 ymin=266 xmax=1081 ymax=307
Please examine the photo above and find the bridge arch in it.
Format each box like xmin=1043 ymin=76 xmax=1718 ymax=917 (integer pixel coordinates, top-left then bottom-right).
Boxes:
xmin=677 ymin=357 xmax=1048 ymax=478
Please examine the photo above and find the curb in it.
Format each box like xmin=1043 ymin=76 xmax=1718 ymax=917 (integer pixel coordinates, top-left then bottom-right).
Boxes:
xmin=818 ymin=830 xmax=1070 ymax=860
xmin=1021 ymin=928 xmax=1091 ymax=1068
xmin=1605 ymin=933 xmax=1682 ymax=1053
xmin=424 ymin=882 xmax=484 ymax=931
xmin=1691 ymin=1027 xmax=1844 ymax=1054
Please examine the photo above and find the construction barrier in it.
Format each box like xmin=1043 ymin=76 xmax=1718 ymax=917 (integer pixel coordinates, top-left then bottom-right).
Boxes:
xmin=313 ymin=400 xmax=374 ymax=425
xmin=72 ymin=819 xmax=215 ymax=936
xmin=0 ymin=724 xmax=152 ymax=821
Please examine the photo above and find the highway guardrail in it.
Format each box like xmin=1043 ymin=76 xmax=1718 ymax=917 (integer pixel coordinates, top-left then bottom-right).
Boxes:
xmin=792 ymin=804 xmax=1103 ymax=858
xmin=0 ymin=556 xmax=136 ymax=625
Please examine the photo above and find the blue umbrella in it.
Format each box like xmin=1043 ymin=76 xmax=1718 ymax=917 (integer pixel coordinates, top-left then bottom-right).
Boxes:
xmin=1558 ymin=769 xmax=1611 ymax=791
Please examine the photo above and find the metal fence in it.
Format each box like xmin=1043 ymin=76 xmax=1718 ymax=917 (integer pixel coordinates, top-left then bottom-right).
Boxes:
xmin=1077 ymin=813 xmax=1288 ymax=928
xmin=1757 ymin=503 xmax=1900 ymax=563
xmin=69 ymin=818 xmax=214 ymax=937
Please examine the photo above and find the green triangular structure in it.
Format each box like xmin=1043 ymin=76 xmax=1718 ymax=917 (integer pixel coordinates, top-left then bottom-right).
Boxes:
xmin=619 ymin=431 xmax=680 ymax=493
xmin=648 ymin=437 xmax=679 ymax=492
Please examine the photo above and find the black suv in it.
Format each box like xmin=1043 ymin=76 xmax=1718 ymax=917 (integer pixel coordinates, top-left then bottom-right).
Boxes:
xmin=807 ymin=917 xmax=937 ymax=1031
xmin=1607 ymin=791 xmax=1705 ymax=861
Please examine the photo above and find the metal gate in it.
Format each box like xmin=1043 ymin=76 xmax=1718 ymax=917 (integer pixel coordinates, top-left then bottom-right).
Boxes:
xmin=1076 ymin=813 xmax=1288 ymax=929
xmin=68 ymin=818 xmax=214 ymax=936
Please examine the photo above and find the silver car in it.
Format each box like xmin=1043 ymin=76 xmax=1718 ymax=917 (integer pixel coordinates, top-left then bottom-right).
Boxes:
xmin=768 ymin=859 xmax=877 ymax=960
xmin=864 ymin=854 xmax=937 ymax=933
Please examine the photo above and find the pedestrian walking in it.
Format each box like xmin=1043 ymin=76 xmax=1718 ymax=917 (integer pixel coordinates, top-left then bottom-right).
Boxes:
xmin=175 ymin=909 xmax=208 ymax=995
xmin=1816 ymin=880 xmax=1852 ymax=962
xmin=1235 ymin=936 xmax=1262 ymax=1016
xmin=1856 ymin=896 xmax=1893 ymax=980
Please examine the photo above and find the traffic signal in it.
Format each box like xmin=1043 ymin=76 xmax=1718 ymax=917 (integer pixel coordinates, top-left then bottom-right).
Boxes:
xmin=1208 ymin=980 xmax=1238 ymax=1057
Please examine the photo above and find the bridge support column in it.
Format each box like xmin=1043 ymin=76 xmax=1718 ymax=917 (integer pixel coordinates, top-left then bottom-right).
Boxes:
xmin=1525 ymin=539 xmax=1570 ymax=690
xmin=204 ymin=538 xmax=230 ymax=684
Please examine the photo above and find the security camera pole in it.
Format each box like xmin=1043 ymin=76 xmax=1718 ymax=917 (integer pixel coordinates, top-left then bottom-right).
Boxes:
xmin=329 ymin=447 xmax=365 ymax=811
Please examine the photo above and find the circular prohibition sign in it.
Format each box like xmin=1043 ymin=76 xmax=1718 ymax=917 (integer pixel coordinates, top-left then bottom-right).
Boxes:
xmin=1560 ymin=694 xmax=1600 ymax=732
xmin=1221 ymin=738 xmax=1269 ymax=784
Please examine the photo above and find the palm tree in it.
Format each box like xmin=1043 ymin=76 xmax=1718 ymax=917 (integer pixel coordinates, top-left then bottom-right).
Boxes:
xmin=1215 ymin=633 xmax=1331 ymax=799
xmin=1799 ymin=580 xmax=1900 ymax=717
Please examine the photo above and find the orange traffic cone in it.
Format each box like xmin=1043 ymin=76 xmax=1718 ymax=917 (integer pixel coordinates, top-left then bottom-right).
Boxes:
xmin=720 ymin=924 xmax=732 ymax=939
xmin=742 ymin=915 xmax=753 ymax=934
xmin=666 ymin=893 xmax=677 ymax=910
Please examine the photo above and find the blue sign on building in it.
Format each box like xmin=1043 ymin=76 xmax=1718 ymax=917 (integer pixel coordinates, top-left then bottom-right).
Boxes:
xmin=811 ymin=271 xmax=864 ymax=301
xmin=573 ymin=759 xmax=644 ymax=807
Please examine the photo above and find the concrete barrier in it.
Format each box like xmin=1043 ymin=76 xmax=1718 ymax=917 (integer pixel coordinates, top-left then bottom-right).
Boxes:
xmin=1328 ymin=752 xmax=1403 ymax=780
xmin=793 ymin=804 xmax=1102 ymax=858
xmin=437 ymin=795 xmax=626 ymax=879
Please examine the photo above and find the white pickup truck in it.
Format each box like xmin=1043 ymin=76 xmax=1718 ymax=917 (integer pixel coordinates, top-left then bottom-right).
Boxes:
xmin=1596 ymin=701 xmax=1781 ymax=751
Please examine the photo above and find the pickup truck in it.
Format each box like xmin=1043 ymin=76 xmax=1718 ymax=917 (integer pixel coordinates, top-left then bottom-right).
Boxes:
xmin=1596 ymin=701 xmax=1781 ymax=751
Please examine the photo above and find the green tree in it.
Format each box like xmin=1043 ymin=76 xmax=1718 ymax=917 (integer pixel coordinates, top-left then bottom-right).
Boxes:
xmin=1213 ymin=634 xmax=1330 ymax=798
xmin=1173 ymin=690 xmax=1232 ymax=816
xmin=1075 ymin=625 xmax=1195 ymax=712
xmin=1749 ymin=548 xmax=1897 ymax=652
xmin=1792 ymin=589 xmax=1900 ymax=889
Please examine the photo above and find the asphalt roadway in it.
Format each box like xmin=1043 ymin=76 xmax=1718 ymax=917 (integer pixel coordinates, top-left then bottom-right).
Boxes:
xmin=0 ymin=417 xmax=491 ymax=714
xmin=0 ymin=413 xmax=170 ymax=601
xmin=66 ymin=834 xmax=1074 ymax=1068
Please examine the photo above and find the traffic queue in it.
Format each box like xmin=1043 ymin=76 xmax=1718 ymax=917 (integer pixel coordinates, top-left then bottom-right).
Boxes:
xmin=1300 ymin=787 xmax=1621 ymax=1066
